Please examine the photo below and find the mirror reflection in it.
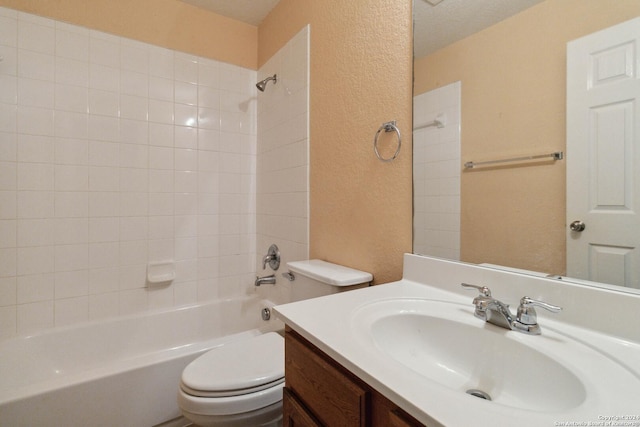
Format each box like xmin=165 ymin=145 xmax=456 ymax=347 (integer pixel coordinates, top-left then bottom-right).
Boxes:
xmin=413 ymin=0 xmax=640 ymax=291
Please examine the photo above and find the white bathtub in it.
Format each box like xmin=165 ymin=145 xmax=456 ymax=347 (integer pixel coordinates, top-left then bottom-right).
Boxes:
xmin=0 ymin=295 xmax=282 ymax=427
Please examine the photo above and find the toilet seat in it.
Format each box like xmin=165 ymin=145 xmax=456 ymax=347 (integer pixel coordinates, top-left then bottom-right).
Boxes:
xmin=178 ymin=332 xmax=284 ymax=416
xmin=181 ymin=377 xmax=284 ymax=398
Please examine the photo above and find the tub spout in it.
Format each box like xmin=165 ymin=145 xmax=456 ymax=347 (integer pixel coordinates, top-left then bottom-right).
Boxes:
xmin=255 ymin=274 xmax=276 ymax=286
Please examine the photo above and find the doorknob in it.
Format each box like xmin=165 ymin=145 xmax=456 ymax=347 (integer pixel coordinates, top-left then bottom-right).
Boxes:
xmin=570 ymin=220 xmax=586 ymax=232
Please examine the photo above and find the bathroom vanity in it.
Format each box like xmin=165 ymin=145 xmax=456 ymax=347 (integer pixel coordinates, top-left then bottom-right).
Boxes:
xmin=274 ymin=254 xmax=640 ymax=427
xmin=283 ymin=327 xmax=422 ymax=426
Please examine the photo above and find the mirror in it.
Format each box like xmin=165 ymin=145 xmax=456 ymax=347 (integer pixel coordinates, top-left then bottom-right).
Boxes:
xmin=412 ymin=0 xmax=640 ymax=292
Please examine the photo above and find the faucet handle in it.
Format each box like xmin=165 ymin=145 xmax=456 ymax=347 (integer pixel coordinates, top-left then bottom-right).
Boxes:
xmin=520 ymin=297 xmax=562 ymax=312
xmin=461 ymin=283 xmax=492 ymax=297
xmin=516 ymin=296 xmax=562 ymax=325
xmin=262 ymin=244 xmax=280 ymax=271
xmin=461 ymin=283 xmax=493 ymax=320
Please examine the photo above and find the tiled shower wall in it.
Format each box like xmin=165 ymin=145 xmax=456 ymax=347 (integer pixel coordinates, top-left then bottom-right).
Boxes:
xmin=413 ymin=81 xmax=461 ymax=260
xmin=0 ymin=7 xmax=258 ymax=338
xmin=256 ymin=26 xmax=309 ymax=304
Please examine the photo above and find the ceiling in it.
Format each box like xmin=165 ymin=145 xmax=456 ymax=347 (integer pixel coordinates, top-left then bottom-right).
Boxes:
xmin=179 ymin=0 xmax=543 ymax=58
xmin=179 ymin=0 xmax=280 ymax=26
xmin=413 ymin=0 xmax=543 ymax=58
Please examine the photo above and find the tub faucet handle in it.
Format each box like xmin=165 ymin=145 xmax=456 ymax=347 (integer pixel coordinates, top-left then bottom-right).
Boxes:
xmin=262 ymin=244 xmax=280 ymax=270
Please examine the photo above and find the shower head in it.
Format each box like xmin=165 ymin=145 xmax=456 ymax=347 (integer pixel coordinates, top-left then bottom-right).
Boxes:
xmin=256 ymin=74 xmax=277 ymax=92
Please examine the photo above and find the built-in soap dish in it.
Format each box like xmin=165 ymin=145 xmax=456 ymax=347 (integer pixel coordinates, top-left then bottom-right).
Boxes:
xmin=147 ymin=260 xmax=176 ymax=285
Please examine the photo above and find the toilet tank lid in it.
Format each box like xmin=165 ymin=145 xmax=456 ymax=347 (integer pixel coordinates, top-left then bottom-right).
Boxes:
xmin=287 ymin=260 xmax=373 ymax=286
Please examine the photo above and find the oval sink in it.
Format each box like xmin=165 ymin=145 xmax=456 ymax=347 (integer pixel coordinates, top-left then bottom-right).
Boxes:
xmin=352 ymin=299 xmax=590 ymax=412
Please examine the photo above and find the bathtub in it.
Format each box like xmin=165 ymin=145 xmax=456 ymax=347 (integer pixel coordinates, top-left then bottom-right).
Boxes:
xmin=0 ymin=295 xmax=282 ymax=427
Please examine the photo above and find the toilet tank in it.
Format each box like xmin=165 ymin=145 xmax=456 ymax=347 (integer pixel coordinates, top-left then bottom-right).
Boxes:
xmin=286 ymin=260 xmax=373 ymax=301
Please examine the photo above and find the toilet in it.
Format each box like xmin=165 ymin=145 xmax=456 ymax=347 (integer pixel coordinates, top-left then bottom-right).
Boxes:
xmin=177 ymin=260 xmax=372 ymax=427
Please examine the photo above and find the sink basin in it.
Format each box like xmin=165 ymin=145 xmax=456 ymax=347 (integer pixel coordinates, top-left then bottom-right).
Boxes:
xmin=352 ymin=298 xmax=594 ymax=412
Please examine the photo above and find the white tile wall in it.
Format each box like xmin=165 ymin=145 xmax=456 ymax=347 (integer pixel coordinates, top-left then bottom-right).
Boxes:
xmin=0 ymin=7 xmax=259 ymax=338
xmin=256 ymin=26 xmax=309 ymax=305
xmin=413 ymin=81 xmax=461 ymax=260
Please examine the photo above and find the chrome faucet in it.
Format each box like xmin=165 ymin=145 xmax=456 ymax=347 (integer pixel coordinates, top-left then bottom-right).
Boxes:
xmin=255 ymin=274 xmax=276 ymax=287
xmin=461 ymin=283 xmax=562 ymax=335
xmin=261 ymin=244 xmax=280 ymax=270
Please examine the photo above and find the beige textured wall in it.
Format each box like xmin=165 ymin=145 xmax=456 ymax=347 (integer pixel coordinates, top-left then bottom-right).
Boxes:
xmin=260 ymin=0 xmax=413 ymax=284
xmin=0 ymin=0 xmax=257 ymax=69
xmin=414 ymin=0 xmax=640 ymax=275
xmin=257 ymin=0 xmax=311 ymax=68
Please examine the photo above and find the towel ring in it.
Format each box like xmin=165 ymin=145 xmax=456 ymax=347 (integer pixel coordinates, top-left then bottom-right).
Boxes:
xmin=374 ymin=121 xmax=401 ymax=162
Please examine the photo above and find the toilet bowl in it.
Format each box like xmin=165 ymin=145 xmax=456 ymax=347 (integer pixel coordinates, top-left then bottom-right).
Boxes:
xmin=177 ymin=260 xmax=372 ymax=426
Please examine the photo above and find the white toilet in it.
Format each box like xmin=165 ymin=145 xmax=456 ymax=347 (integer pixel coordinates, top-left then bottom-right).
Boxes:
xmin=177 ymin=259 xmax=372 ymax=427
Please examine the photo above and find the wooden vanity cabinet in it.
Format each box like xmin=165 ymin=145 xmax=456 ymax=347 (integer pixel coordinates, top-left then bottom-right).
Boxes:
xmin=283 ymin=328 xmax=425 ymax=427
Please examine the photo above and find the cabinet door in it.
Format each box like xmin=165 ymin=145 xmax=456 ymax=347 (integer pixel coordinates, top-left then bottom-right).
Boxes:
xmin=283 ymin=388 xmax=322 ymax=427
xmin=285 ymin=331 xmax=368 ymax=427
xmin=388 ymin=409 xmax=424 ymax=427
xmin=371 ymin=388 xmax=425 ymax=427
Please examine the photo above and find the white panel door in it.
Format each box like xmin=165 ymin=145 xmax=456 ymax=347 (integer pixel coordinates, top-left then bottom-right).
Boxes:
xmin=566 ymin=17 xmax=640 ymax=288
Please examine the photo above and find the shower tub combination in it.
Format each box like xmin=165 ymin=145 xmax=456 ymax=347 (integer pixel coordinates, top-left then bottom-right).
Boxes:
xmin=0 ymin=295 xmax=281 ymax=426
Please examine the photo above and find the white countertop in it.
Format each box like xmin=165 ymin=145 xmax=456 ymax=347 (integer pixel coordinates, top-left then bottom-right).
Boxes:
xmin=274 ymin=254 xmax=640 ymax=427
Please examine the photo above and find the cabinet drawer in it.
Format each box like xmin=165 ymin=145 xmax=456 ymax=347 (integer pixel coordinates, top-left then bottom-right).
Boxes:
xmin=285 ymin=331 xmax=368 ymax=427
